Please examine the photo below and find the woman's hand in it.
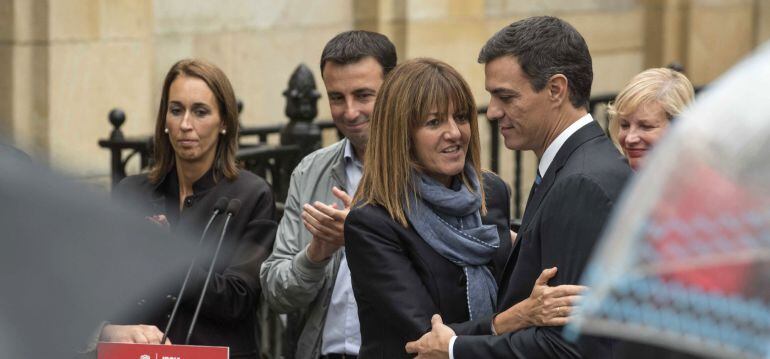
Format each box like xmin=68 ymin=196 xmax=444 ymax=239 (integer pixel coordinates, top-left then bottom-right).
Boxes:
xmin=492 ymin=267 xmax=586 ymax=334
xmin=99 ymin=324 xmax=171 ymax=345
xmin=145 ymin=214 xmax=170 ymax=230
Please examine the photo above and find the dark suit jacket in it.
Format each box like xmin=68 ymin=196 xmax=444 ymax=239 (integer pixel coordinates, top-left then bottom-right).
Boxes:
xmin=452 ymin=121 xmax=632 ymax=358
xmin=345 ymin=172 xmax=512 ymax=359
xmin=114 ymin=168 xmax=277 ymax=359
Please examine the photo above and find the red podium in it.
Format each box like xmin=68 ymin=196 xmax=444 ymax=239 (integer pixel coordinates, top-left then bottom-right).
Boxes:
xmin=97 ymin=342 xmax=228 ymax=359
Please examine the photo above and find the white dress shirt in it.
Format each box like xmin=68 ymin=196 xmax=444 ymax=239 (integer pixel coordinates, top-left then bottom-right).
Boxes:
xmin=538 ymin=113 xmax=594 ymax=178
xmin=447 ymin=113 xmax=594 ymax=359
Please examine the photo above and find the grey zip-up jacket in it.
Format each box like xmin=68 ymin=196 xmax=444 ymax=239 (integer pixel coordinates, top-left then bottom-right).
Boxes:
xmin=260 ymin=139 xmax=349 ymax=359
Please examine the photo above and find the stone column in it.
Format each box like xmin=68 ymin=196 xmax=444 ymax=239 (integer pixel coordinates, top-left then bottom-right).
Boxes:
xmin=0 ymin=0 xmax=154 ymax=175
xmin=353 ymin=0 xmax=408 ymax=59
xmin=758 ymin=0 xmax=770 ymax=45
xmin=0 ymin=0 xmax=50 ymax=159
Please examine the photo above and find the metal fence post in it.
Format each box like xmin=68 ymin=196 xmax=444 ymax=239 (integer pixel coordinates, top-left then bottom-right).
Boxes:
xmin=280 ymin=64 xmax=322 ymax=157
xmin=108 ymin=109 xmax=126 ymax=185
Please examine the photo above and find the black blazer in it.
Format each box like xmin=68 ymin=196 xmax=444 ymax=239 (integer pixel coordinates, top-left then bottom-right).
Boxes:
xmin=114 ymin=168 xmax=277 ymax=359
xmin=453 ymin=121 xmax=632 ymax=358
xmin=345 ymin=172 xmax=512 ymax=359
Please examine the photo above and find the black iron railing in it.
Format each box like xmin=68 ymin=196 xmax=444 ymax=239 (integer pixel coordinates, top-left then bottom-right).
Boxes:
xmin=98 ymin=90 xmax=656 ymax=224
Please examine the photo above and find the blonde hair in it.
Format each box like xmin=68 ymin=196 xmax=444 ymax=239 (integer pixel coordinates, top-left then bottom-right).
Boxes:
xmin=607 ymin=68 xmax=694 ymax=142
xmin=354 ymin=58 xmax=485 ymax=227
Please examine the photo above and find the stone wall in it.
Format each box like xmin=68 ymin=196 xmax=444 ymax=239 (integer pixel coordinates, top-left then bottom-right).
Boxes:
xmin=0 ymin=0 xmax=353 ymax=179
xmin=1 ymin=0 xmax=768 ymax=194
xmin=151 ymin=0 xmax=353 ymax=132
xmin=361 ymin=0 xmax=769 ymax=214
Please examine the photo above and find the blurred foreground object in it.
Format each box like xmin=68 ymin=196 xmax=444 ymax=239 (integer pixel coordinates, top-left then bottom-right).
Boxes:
xmin=0 ymin=147 xmax=195 ymax=358
xmin=568 ymin=42 xmax=770 ymax=358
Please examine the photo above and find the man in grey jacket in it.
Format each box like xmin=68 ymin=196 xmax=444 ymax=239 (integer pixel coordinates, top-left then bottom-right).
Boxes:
xmin=260 ymin=30 xmax=397 ymax=359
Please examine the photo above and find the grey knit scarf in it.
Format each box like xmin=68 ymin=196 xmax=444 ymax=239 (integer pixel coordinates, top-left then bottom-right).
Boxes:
xmin=405 ymin=165 xmax=500 ymax=320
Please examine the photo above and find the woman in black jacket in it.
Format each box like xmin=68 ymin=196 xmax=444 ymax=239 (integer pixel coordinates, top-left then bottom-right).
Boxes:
xmin=345 ymin=58 xmax=586 ymax=358
xmin=99 ymin=59 xmax=276 ymax=359
xmin=343 ymin=58 xmax=507 ymax=358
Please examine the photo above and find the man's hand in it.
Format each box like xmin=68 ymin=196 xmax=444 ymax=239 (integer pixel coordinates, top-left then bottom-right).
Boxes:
xmin=99 ymin=324 xmax=171 ymax=345
xmin=493 ymin=267 xmax=586 ymax=334
xmin=303 ymin=187 xmax=352 ymax=263
xmin=405 ymin=314 xmax=455 ymax=359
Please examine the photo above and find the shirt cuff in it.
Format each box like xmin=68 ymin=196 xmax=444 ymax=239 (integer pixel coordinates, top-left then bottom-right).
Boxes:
xmin=490 ymin=313 xmax=499 ymax=335
xmin=448 ymin=335 xmax=458 ymax=359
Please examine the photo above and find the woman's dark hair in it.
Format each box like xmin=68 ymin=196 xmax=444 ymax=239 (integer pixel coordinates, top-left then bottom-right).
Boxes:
xmin=355 ymin=58 xmax=484 ymax=227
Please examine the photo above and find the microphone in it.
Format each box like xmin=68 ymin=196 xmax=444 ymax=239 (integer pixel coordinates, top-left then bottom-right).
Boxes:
xmin=185 ymin=199 xmax=241 ymax=344
xmin=161 ymin=197 xmax=228 ymax=345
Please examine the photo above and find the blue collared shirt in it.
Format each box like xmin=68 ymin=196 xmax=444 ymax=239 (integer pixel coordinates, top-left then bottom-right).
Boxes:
xmin=321 ymin=140 xmax=363 ymax=355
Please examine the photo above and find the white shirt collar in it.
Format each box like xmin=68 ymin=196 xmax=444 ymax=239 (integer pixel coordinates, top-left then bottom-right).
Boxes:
xmin=538 ymin=113 xmax=594 ymax=177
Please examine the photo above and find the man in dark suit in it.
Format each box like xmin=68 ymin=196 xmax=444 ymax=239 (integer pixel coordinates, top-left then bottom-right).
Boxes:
xmin=406 ymin=16 xmax=632 ymax=358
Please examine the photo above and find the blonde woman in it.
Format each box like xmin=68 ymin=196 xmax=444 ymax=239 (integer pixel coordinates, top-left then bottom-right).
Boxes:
xmin=609 ymin=68 xmax=695 ymax=169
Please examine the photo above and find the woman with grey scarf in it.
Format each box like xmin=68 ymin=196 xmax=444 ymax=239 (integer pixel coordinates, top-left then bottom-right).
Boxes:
xmin=344 ymin=58 xmax=511 ymax=359
xmin=346 ymin=58 xmax=583 ymax=358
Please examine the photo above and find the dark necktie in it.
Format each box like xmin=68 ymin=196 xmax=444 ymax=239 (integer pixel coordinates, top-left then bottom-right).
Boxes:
xmin=517 ymin=169 xmax=543 ymax=236
xmin=523 ymin=170 xmax=542 ymax=215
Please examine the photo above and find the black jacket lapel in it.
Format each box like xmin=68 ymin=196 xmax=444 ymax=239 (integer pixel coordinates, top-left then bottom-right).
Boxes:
xmin=518 ymin=121 xmax=605 ymax=233
xmin=498 ymin=121 xmax=605 ymax=296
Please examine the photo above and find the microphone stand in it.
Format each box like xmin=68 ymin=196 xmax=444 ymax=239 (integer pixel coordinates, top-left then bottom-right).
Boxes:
xmin=185 ymin=199 xmax=241 ymax=344
xmin=161 ymin=197 xmax=228 ymax=345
